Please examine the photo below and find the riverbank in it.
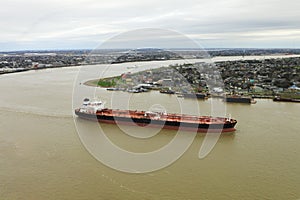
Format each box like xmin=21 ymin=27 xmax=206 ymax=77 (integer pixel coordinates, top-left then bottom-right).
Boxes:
xmin=0 ymin=64 xmax=80 ymax=76
xmin=83 ymin=58 xmax=300 ymax=102
xmin=84 ymin=76 xmax=121 ymax=87
xmin=1 ymin=54 xmax=300 ymax=76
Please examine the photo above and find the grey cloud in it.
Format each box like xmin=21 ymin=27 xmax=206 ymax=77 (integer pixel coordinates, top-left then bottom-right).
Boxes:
xmin=0 ymin=0 xmax=299 ymax=50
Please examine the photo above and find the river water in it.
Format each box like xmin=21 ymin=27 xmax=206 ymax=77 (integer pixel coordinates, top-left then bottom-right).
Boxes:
xmin=0 ymin=56 xmax=300 ymax=200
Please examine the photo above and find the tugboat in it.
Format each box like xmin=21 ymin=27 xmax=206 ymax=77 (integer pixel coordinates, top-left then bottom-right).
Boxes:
xmin=75 ymin=98 xmax=237 ymax=133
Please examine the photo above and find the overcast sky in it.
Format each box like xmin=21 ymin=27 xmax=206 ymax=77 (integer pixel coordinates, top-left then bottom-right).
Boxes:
xmin=0 ymin=0 xmax=300 ymax=51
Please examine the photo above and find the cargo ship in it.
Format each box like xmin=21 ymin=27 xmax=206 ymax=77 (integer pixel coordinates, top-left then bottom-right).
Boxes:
xmin=75 ymin=98 xmax=237 ymax=133
xmin=225 ymin=95 xmax=256 ymax=104
xmin=182 ymin=93 xmax=207 ymax=99
xmin=273 ymin=97 xmax=300 ymax=103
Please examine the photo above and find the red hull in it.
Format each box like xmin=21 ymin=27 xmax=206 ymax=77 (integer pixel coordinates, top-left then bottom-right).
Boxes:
xmin=77 ymin=114 xmax=236 ymax=133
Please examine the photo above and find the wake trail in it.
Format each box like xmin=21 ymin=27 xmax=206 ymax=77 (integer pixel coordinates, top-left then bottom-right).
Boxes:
xmin=0 ymin=106 xmax=73 ymax=119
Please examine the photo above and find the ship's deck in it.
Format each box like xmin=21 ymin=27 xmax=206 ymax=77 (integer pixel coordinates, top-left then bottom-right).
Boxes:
xmin=92 ymin=108 xmax=236 ymax=125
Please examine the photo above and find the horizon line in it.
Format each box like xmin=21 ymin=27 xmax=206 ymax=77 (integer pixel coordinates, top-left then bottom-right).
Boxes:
xmin=1 ymin=47 xmax=300 ymax=53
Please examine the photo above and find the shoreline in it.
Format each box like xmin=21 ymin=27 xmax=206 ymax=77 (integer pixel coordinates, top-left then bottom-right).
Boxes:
xmin=81 ymin=55 xmax=300 ymax=102
xmin=84 ymin=76 xmax=120 ymax=87
xmin=2 ymin=54 xmax=300 ymax=76
xmin=0 ymin=64 xmax=80 ymax=76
